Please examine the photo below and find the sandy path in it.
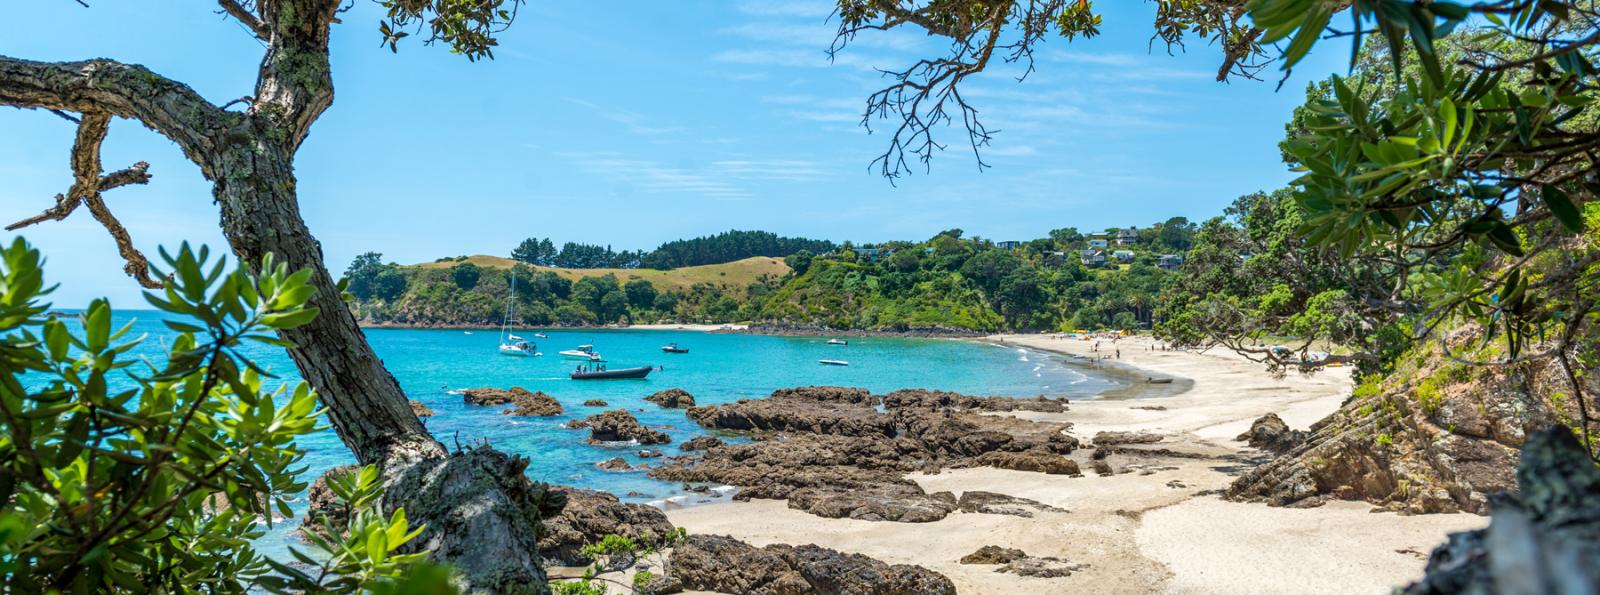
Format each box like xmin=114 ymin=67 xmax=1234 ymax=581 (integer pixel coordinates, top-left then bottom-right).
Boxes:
xmin=666 ymin=334 xmax=1486 ymax=594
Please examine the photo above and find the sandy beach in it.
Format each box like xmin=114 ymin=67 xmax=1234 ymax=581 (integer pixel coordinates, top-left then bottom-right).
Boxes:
xmin=666 ymin=334 xmax=1487 ymax=594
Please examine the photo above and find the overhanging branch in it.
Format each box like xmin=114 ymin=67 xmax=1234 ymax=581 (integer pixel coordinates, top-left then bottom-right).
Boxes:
xmin=4 ymin=112 xmax=162 ymax=289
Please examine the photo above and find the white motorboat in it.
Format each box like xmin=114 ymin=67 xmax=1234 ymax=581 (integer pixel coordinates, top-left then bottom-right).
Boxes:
xmin=826 ymin=338 xmax=848 ymax=345
xmin=818 ymin=359 xmax=849 ymax=366
xmin=560 ymin=344 xmax=601 ymax=360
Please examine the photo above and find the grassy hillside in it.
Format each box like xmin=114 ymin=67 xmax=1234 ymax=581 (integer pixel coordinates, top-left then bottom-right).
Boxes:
xmin=412 ymin=256 xmax=789 ymax=295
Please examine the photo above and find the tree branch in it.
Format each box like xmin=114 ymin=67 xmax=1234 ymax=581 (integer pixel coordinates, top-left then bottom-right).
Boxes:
xmin=4 ymin=112 xmax=162 ymax=288
xmin=0 ymin=56 xmax=232 ymax=169
xmin=217 ymin=0 xmax=271 ymax=41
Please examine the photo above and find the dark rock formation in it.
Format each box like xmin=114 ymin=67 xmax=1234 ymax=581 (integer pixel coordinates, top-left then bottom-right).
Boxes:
xmin=538 ymin=486 xmax=675 ymax=566
xmin=583 ymin=399 xmax=608 ymax=407
xmin=502 ymin=390 xmax=563 ymax=417
xmin=597 ymin=457 xmax=638 ymax=472
xmin=1228 ymin=336 xmax=1595 ymax=514
xmin=670 ymin=534 xmax=956 ymax=595
xmin=956 ymin=491 xmax=1067 ymax=518
xmin=881 ymin=388 xmax=1068 ymax=413
xmin=584 ymin=410 xmax=671 ymax=445
xmin=461 ymin=387 xmax=525 ymax=406
xmin=959 ymin=545 xmax=1086 ymax=577
xmin=961 ymin=545 xmax=1026 ymax=565
xmin=659 ymin=386 xmax=1085 ymax=521
xmin=966 ymin=451 xmax=1080 ymax=475
xmin=1092 ymin=431 xmax=1163 ymax=446
xmin=1400 ymin=427 xmax=1600 ymax=594
xmin=645 ymin=388 xmax=696 ymax=408
xmin=1234 ymin=413 xmax=1307 ymax=455
xmin=680 ymin=435 xmax=725 ymax=451
xmin=637 ymin=449 xmax=662 ymax=458
xmin=788 ymin=484 xmax=959 ymax=522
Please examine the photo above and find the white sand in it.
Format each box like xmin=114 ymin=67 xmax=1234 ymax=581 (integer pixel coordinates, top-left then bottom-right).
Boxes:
xmin=666 ymin=334 xmax=1487 ymax=594
xmin=626 ymin=323 xmax=748 ymax=331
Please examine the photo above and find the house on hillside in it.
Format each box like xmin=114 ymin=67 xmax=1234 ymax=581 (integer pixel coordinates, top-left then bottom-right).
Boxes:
xmin=857 ymin=247 xmax=893 ymax=263
xmin=1157 ymin=254 xmax=1185 ymax=271
xmin=1079 ymin=249 xmax=1106 ymax=267
xmin=1087 ymin=239 xmax=1109 ymax=250
xmin=996 ymin=240 xmax=1022 ymax=250
xmin=1113 ymin=250 xmax=1135 ymax=264
xmin=1117 ymin=228 xmax=1141 ymax=246
xmin=1044 ymin=251 xmax=1067 ymax=266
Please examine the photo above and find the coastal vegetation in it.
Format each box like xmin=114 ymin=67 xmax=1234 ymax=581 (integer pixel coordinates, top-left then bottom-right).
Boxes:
xmin=344 ymin=222 xmax=1194 ymax=332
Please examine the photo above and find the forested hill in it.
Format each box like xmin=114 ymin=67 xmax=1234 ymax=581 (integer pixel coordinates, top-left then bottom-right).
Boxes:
xmin=343 ymin=219 xmax=1200 ymax=332
xmin=506 ymin=230 xmax=834 ymax=270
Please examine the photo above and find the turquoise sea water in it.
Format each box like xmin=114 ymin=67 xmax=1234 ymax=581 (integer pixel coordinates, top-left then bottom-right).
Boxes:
xmin=32 ymin=310 xmax=1124 ymax=556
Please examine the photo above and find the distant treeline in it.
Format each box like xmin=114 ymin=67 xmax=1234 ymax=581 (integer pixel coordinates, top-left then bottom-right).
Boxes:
xmin=509 ymin=230 xmax=834 ymax=270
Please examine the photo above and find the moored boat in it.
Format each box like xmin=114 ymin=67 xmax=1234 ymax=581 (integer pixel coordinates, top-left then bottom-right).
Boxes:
xmin=818 ymin=359 xmax=849 ymax=366
xmin=560 ymin=344 xmax=600 ymax=360
xmin=570 ymin=365 xmax=655 ymax=380
xmin=826 ymin=338 xmax=848 ymax=345
xmin=661 ymin=343 xmax=689 ymax=354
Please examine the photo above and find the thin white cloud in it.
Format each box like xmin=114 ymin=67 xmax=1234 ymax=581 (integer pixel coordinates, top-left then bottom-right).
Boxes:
xmin=560 ymin=152 xmax=751 ymax=200
xmin=712 ymin=159 xmax=830 ymax=180
xmin=563 ymin=97 xmax=685 ymax=136
xmin=984 ymin=145 xmax=1037 ymax=157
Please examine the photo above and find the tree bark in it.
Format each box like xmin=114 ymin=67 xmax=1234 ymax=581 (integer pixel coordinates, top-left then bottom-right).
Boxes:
xmin=1 ymin=3 xmax=555 ymax=590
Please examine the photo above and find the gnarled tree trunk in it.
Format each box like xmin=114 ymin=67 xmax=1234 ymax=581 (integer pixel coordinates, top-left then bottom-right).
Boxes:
xmin=0 ymin=1 xmax=553 ymax=591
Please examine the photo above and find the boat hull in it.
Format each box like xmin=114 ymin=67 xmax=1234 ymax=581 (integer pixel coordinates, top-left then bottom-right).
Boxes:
xmin=570 ymin=366 xmax=653 ymax=380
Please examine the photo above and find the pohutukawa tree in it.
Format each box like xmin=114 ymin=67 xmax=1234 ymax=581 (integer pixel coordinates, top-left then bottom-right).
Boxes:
xmin=0 ymin=1 xmax=555 ymax=590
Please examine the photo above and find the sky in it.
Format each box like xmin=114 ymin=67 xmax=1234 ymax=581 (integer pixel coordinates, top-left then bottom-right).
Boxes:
xmin=1 ymin=1 xmax=1352 ymax=307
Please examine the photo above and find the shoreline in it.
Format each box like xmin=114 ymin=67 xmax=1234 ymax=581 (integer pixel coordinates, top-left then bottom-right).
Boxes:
xmin=355 ymin=321 xmax=748 ymax=332
xmin=664 ymin=333 xmax=1487 ymax=593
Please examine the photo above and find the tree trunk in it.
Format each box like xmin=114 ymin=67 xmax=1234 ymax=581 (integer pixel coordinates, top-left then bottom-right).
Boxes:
xmin=210 ymin=139 xmax=554 ymax=593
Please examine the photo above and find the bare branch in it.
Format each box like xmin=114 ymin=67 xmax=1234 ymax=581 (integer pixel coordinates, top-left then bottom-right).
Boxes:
xmin=217 ymin=0 xmax=270 ymax=40
xmin=4 ymin=112 xmax=162 ymax=288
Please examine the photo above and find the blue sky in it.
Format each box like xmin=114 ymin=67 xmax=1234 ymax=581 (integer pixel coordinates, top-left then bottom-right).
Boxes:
xmin=2 ymin=1 xmax=1350 ymax=307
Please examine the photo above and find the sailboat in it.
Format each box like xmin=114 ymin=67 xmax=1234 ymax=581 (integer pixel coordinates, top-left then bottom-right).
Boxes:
xmin=498 ymin=267 xmax=537 ymax=357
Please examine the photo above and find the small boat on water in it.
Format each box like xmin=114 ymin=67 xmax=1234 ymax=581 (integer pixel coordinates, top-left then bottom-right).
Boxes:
xmin=560 ymin=344 xmax=600 ymax=360
xmin=1145 ymin=377 xmax=1173 ymax=384
xmin=534 ymin=332 xmax=549 ymax=339
xmin=570 ymin=365 xmax=655 ymax=380
xmin=826 ymin=339 xmax=848 ymax=345
xmin=661 ymin=343 xmax=689 ymax=354
xmin=498 ymin=268 xmax=536 ymax=356
xmin=818 ymin=359 xmax=849 ymax=366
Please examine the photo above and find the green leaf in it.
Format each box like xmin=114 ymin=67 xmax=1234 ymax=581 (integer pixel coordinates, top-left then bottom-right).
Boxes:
xmin=1541 ymin=186 xmax=1583 ymax=233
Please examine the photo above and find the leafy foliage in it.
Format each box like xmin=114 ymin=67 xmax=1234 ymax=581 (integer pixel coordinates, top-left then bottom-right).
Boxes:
xmin=550 ymin=528 xmax=688 ymax=595
xmin=0 ymin=238 xmax=441 ymax=592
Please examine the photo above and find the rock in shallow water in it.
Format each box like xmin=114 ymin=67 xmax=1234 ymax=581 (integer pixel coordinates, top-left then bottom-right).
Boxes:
xmin=584 ymin=409 xmax=671 ymax=445
xmin=645 ymin=388 xmax=696 ymax=408
xmin=583 ymin=399 xmax=607 ymax=407
xmin=680 ymin=435 xmax=725 ymax=451
xmin=409 ymin=400 xmax=435 ymax=417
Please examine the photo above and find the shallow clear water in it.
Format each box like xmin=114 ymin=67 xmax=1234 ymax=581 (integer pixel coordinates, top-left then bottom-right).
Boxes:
xmin=32 ymin=310 xmax=1123 ymax=557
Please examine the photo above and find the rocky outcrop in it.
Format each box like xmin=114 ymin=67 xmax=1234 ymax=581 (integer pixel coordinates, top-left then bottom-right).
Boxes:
xmin=1234 ymin=413 xmax=1307 ymax=455
xmin=788 ymin=484 xmax=959 ymax=522
xmin=645 ymin=388 xmax=696 ymax=408
xmin=584 ymin=410 xmax=670 ymax=445
xmin=583 ymin=399 xmax=608 ymax=407
xmin=596 ymin=457 xmax=638 ymax=472
xmin=959 ymin=545 xmax=1086 ymax=577
xmin=503 ymin=391 xmax=563 ymax=417
xmin=409 ymin=400 xmax=435 ymax=417
xmin=956 ymin=491 xmax=1067 ymax=518
xmin=462 ymin=387 xmax=563 ymax=416
xmin=670 ymin=534 xmax=956 ymax=595
xmin=881 ymin=388 xmax=1068 ymax=413
xmin=659 ymin=387 xmax=1084 ymax=521
xmin=637 ymin=449 xmax=662 ymax=458
xmin=1400 ymin=427 xmax=1600 ymax=593
xmin=965 ymin=451 xmax=1080 ymax=475
xmin=680 ymin=435 xmax=725 ymax=451
xmin=1092 ymin=431 xmax=1163 ymax=446
xmin=538 ymin=486 xmax=675 ymax=566
xmin=1226 ymin=335 xmax=1594 ymax=514
xmin=461 ymin=387 xmax=525 ymax=406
